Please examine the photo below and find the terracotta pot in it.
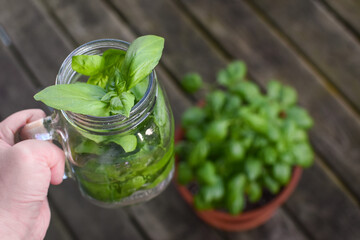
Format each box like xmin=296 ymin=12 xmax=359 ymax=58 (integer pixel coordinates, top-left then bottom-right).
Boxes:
xmin=174 ymin=127 xmax=302 ymax=231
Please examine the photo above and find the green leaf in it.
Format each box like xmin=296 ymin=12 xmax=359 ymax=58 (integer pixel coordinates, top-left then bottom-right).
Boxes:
xmin=181 ymin=73 xmax=203 ymax=93
xmin=245 ymin=159 xmax=262 ymax=181
xmin=226 ymin=174 xmax=246 ymax=215
xmin=272 ymin=163 xmax=291 ymax=185
xmin=194 ymin=193 xmax=212 ymax=210
xmin=246 ymin=182 xmax=262 ymax=203
xmin=181 ymin=107 xmax=206 ymax=128
xmin=177 ymin=161 xmax=193 ymax=185
xmin=292 ymin=142 xmax=314 ymax=167
xmin=72 ymin=55 xmax=105 ymax=76
xmin=205 ymin=120 xmax=229 ymax=142
xmin=196 ymin=161 xmax=218 ymax=185
xmin=34 ymin=83 xmax=109 ymax=116
xmin=232 ymin=81 xmax=261 ymax=103
xmin=263 ymin=175 xmax=280 ymax=194
xmin=286 ymin=106 xmax=314 ymax=129
xmin=121 ymin=35 xmax=164 ymax=90
xmin=187 ymin=140 xmax=209 ymax=167
xmin=281 ymin=86 xmax=297 ymax=107
xmin=262 ymin=147 xmax=278 ymax=165
xmin=228 ymin=174 xmax=247 ymax=190
xmin=103 ymin=49 xmax=125 ymax=68
xmin=217 ymin=61 xmax=247 ymax=87
xmin=110 ymin=135 xmax=137 ymax=153
xmin=110 ymin=91 xmax=135 ymax=117
xmin=267 ymin=80 xmax=282 ymax=100
xmin=200 ymin=178 xmax=224 ymax=203
xmin=154 ymin=87 xmax=168 ymax=127
xmin=130 ymin=77 xmax=149 ymax=101
xmin=226 ymin=140 xmax=245 ymax=162
xmin=87 ymin=73 xmax=109 ymax=89
xmin=74 ymin=139 xmax=106 ymax=155
xmin=206 ymin=90 xmax=226 ymax=114
xmin=240 ymin=111 xmax=269 ymax=134
xmin=101 ymin=91 xmax=117 ymax=103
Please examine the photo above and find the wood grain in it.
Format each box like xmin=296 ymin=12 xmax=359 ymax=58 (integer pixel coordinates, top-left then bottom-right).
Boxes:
xmin=285 ymin=160 xmax=360 ymax=240
xmin=322 ymin=0 xmax=360 ymax=35
xmin=179 ymin=0 xmax=360 ymax=201
xmin=48 ymin=181 xmax=145 ymax=240
xmin=0 ymin=0 xmax=71 ymax=86
xmin=251 ymin=0 xmax=360 ymax=112
xmin=0 ymin=43 xmax=43 ymax=116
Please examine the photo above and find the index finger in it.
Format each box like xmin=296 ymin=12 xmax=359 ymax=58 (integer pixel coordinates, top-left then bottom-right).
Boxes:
xmin=0 ymin=109 xmax=46 ymax=145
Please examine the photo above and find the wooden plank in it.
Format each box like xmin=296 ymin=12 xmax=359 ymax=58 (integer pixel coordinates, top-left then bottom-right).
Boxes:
xmin=224 ymin=209 xmax=308 ymax=240
xmin=48 ymin=181 xmax=145 ymax=240
xmin=128 ymin=184 xmax=224 ymax=240
xmin=322 ymin=0 xmax=360 ymax=35
xmin=0 ymin=0 xmax=151 ymax=239
xmin=0 ymin=43 xmax=43 ymax=115
xmin=45 ymin=203 xmax=74 ymax=240
xmin=39 ymin=0 xmax=134 ymax=43
xmin=250 ymin=0 xmax=360 ymax=112
xmin=178 ymin=0 xmax=360 ymax=201
xmin=285 ymin=160 xmax=360 ymax=240
xmin=108 ymin=0 xmax=227 ymax=85
xmin=0 ymin=0 xmax=71 ymax=86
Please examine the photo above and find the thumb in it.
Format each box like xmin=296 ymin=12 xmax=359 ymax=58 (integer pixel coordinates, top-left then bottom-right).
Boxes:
xmin=11 ymin=140 xmax=66 ymax=185
xmin=0 ymin=109 xmax=46 ymax=145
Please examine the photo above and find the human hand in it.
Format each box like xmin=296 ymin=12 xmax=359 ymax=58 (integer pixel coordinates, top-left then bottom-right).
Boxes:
xmin=0 ymin=109 xmax=65 ymax=240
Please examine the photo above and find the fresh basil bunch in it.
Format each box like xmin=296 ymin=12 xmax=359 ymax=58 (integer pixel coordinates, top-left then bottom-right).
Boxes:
xmin=177 ymin=61 xmax=314 ymax=215
xmin=35 ymin=35 xmax=164 ymax=117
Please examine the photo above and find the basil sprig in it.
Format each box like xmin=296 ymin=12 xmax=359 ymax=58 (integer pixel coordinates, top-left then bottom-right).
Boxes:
xmin=34 ymin=35 xmax=164 ymax=117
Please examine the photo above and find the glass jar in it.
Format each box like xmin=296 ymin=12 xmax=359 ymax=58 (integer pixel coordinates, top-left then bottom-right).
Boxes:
xmin=20 ymin=39 xmax=175 ymax=207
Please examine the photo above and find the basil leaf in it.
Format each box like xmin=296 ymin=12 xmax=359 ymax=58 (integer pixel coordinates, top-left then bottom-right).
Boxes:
xmin=188 ymin=140 xmax=209 ymax=167
xmin=103 ymin=49 xmax=125 ymax=68
xmin=72 ymin=55 xmax=105 ymax=76
xmin=272 ymin=163 xmax=291 ymax=185
xmin=246 ymin=182 xmax=262 ymax=203
xmin=181 ymin=73 xmax=203 ymax=93
xmin=217 ymin=61 xmax=246 ymax=87
xmin=177 ymin=161 xmax=193 ymax=185
xmin=121 ymin=35 xmax=164 ymax=90
xmin=34 ymin=83 xmax=109 ymax=116
xmin=181 ymin=107 xmax=206 ymax=128
xmin=245 ymin=159 xmax=262 ymax=181
xmin=264 ymin=175 xmax=280 ymax=194
xmin=110 ymin=135 xmax=137 ymax=153
xmin=110 ymin=92 xmax=135 ymax=117
xmin=200 ymin=178 xmax=224 ymax=203
xmin=205 ymin=120 xmax=229 ymax=142
xmin=130 ymin=77 xmax=149 ymax=101
xmin=196 ymin=161 xmax=218 ymax=185
xmin=74 ymin=139 xmax=106 ymax=155
xmin=87 ymin=73 xmax=109 ymax=89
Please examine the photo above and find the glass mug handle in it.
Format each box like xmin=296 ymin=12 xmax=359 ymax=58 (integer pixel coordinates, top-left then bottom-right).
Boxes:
xmin=18 ymin=115 xmax=74 ymax=179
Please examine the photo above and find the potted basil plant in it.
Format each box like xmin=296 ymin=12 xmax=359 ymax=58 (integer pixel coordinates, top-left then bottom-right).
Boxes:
xmin=175 ymin=61 xmax=314 ymax=231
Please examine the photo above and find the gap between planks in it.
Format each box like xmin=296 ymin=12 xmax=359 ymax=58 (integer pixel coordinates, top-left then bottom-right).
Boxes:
xmin=316 ymin=0 xmax=360 ymax=42
xmin=243 ymin=0 xmax=360 ymax=119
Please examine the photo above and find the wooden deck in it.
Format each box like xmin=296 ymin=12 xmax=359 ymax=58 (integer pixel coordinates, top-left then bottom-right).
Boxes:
xmin=0 ymin=0 xmax=360 ymax=239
